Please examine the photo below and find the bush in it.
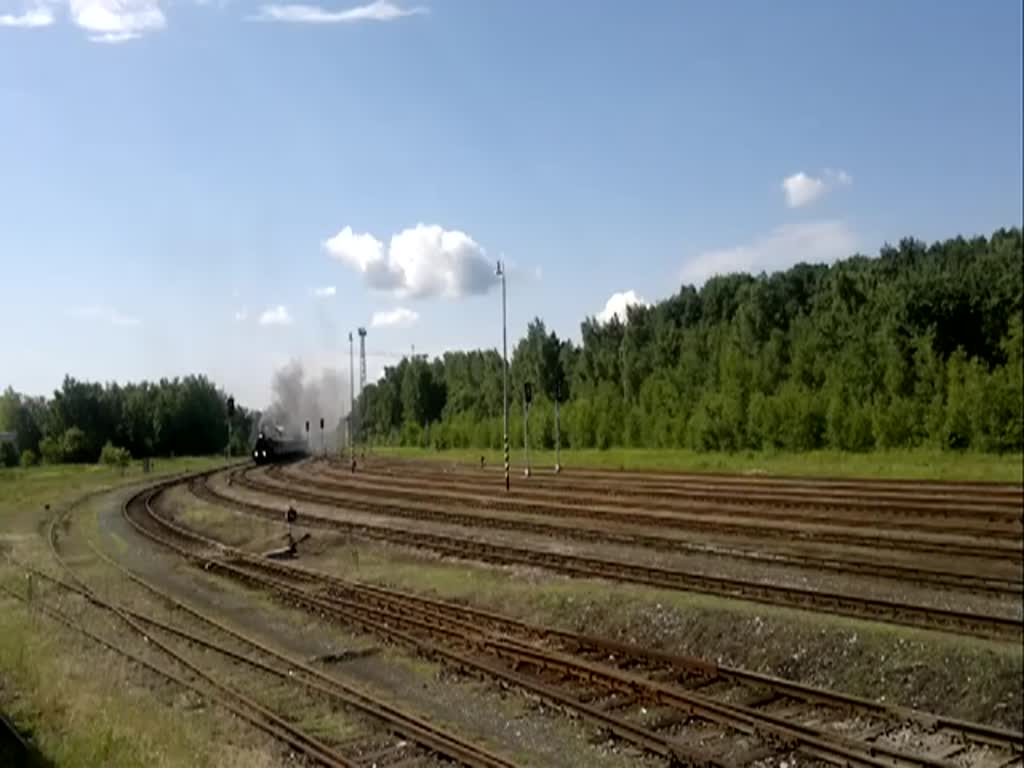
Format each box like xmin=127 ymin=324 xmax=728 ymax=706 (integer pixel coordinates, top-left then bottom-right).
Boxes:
xmin=20 ymin=449 xmax=38 ymax=467
xmin=38 ymin=436 xmax=64 ymax=464
xmin=99 ymin=441 xmax=132 ymax=470
xmin=61 ymin=427 xmax=89 ymax=463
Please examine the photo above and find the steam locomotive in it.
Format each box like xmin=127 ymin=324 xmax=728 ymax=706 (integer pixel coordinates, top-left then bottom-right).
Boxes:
xmin=252 ymin=432 xmax=309 ymax=465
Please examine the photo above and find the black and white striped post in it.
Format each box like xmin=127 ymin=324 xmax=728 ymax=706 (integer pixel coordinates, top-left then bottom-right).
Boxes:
xmin=497 ymin=259 xmax=510 ymax=492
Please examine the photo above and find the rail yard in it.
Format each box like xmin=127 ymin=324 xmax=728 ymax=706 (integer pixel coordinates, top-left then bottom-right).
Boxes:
xmin=4 ymin=456 xmax=1023 ymax=768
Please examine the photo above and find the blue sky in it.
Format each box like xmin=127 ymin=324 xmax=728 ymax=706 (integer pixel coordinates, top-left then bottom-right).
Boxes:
xmin=2 ymin=0 xmax=1021 ymax=408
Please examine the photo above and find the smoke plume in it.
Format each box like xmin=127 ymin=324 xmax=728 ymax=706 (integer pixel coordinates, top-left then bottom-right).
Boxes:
xmin=261 ymin=360 xmax=349 ymax=451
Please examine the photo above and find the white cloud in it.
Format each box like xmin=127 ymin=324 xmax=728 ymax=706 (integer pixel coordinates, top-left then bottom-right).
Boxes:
xmin=251 ymin=1 xmax=426 ymax=23
xmin=0 ymin=5 xmax=55 ymax=27
xmin=782 ymin=172 xmax=826 ymax=208
xmin=371 ymin=306 xmax=419 ymax=328
xmin=233 ymin=309 xmax=248 ymax=322
xmin=596 ymin=290 xmax=649 ymax=324
xmin=70 ymin=305 xmax=141 ymax=327
xmin=312 ymin=285 xmax=336 ymax=297
xmin=781 ymin=168 xmax=852 ymax=208
xmin=68 ymin=0 xmax=166 ymax=42
xmin=259 ymin=305 xmax=293 ymax=326
xmin=325 ymin=223 xmax=495 ymax=299
xmin=681 ymin=220 xmax=857 ymax=286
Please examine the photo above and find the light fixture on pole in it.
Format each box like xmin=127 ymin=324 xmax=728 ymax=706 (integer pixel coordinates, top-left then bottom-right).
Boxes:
xmin=496 ymin=260 xmax=509 ymax=492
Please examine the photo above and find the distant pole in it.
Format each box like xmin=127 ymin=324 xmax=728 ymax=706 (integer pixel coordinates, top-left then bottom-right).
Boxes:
xmin=496 ymin=260 xmax=510 ymax=492
xmin=523 ymin=397 xmax=530 ymax=477
xmin=554 ymin=396 xmax=561 ymax=473
xmin=348 ymin=332 xmax=355 ymax=457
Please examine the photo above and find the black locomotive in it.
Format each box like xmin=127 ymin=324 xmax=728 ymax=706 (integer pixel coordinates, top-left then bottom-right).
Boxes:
xmin=252 ymin=432 xmax=308 ymax=465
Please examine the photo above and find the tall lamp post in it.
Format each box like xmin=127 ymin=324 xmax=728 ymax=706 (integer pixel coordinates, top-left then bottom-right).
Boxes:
xmin=348 ymin=331 xmax=355 ymax=458
xmin=496 ymin=260 xmax=509 ymax=492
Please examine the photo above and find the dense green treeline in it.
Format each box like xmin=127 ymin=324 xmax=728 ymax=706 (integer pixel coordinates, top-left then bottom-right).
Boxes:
xmin=0 ymin=376 xmax=256 ymax=466
xmin=356 ymin=228 xmax=1023 ymax=453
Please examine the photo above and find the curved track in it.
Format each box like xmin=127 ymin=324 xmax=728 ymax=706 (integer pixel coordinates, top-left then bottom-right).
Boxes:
xmin=207 ymin=467 xmax=1022 ymax=641
xmin=265 ymin=463 xmax=1022 ymax=596
xmin=34 ymin=474 xmax=520 ymax=768
xmin=133 ymin=468 xmax=1023 ymax=768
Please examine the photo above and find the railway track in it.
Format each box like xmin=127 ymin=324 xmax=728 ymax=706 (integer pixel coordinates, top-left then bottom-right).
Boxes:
xmin=370 ymin=460 xmax=1024 ymax=507
xmin=134 ymin=470 xmax=1023 ymax=768
xmin=364 ymin=457 xmax=1024 ymax=513
xmin=324 ymin=461 xmax=1023 ymax=534
xmin=33 ymin=476 xmax=521 ymax=768
xmin=0 ymin=579 xmax=362 ymax=768
xmin=267 ymin=463 xmax=1022 ymax=596
xmin=199 ymin=469 xmax=1023 ymax=641
xmin=264 ymin=464 xmax=1021 ymax=563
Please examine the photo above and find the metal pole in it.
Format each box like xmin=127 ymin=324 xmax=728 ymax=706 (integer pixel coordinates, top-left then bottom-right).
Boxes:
xmin=555 ymin=397 xmax=561 ymax=473
xmin=498 ymin=261 xmax=509 ymax=492
xmin=349 ymin=332 xmax=355 ymax=458
xmin=523 ymin=398 xmax=530 ymax=477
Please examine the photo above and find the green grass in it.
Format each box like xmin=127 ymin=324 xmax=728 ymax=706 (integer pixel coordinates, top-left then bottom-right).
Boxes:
xmin=0 ymin=457 xmax=229 ymax=533
xmin=0 ymin=456 xmax=242 ymax=767
xmin=0 ymin=590 xmax=281 ymax=768
xmin=368 ymin=446 xmax=1024 ymax=483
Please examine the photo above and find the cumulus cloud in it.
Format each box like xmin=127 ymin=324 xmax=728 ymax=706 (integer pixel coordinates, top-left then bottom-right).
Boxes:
xmin=681 ymin=220 xmax=857 ymax=287
xmin=0 ymin=4 xmax=55 ymax=27
xmin=371 ymin=306 xmax=419 ymax=328
xmin=312 ymin=285 xmax=336 ymax=297
xmin=69 ymin=305 xmax=141 ymax=327
xmin=596 ymin=290 xmax=649 ymax=324
xmin=259 ymin=305 xmax=293 ymax=326
xmin=251 ymin=1 xmax=426 ymax=23
xmin=68 ymin=0 xmax=166 ymax=42
xmin=325 ymin=223 xmax=495 ymax=299
xmin=781 ymin=168 xmax=853 ymax=208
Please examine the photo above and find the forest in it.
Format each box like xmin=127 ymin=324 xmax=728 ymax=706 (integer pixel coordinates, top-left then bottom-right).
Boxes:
xmin=355 ymin=228 xmax=1023 ymax=454
xmin=0 ymin=376 xmax=256 ymax=467
xmin=2 ymin=228 xmax=1020 ymax=466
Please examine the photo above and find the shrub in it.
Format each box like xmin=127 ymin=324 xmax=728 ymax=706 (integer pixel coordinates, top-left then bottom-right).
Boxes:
xmin=39 ymin=436 xmax=64 ymax=464
xmin=61 ymin=427 xmax=89 ymax=463
xmin=20 ymin=449 xmax=39 ymax=468
xmin=99 ymin=441 xmax=132 ymax=470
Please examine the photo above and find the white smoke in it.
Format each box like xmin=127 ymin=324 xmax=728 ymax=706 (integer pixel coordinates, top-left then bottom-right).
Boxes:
xmin=261 ymin=360 xmax=349 ymax=451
